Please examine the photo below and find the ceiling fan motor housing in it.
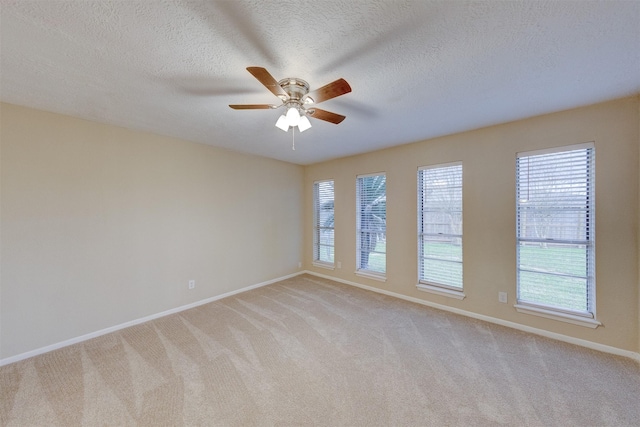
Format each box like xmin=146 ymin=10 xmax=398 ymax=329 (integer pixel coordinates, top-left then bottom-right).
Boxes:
xmin=279 ymin=78 xmax=314 ymax=115
xmin=278 ymin=78 xmax=310 ymax=101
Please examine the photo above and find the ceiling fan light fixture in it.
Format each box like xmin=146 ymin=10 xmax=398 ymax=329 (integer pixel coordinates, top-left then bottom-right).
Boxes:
xmin=298 ymin=115 xmax=312 ymax=132
xmin=275 ymin=115 xmax=289 ymax=132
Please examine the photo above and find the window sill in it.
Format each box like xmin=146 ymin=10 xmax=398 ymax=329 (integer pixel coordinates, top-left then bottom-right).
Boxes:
xmin=312 ymin=261 xmax=335 ymax=271
xmin=355 ymin=270 xmax=387 ymax=282
xmin=514 ymin=303 xmax=601 ymax=329
xmin=416 ymin=283 xmax=465 ymax=300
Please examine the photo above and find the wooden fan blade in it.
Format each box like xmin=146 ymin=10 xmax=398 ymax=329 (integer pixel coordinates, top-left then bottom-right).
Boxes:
xmin=306 ymin=78 xmax=351 ymax=104
xmin=307 ymin=108 xmax=346 ymax=124
xmin=229 ymin=104 xmax=277 ymax=109
xmin=246 ymin=67 xmax=288 ymax=99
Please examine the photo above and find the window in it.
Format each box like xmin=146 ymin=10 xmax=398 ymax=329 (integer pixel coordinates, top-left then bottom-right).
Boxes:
xmin=356 ymin=173 xmax=386 ymax=278
xmin=516 ymin=144 xmax=597 ymax=325
xmin=313 ymin=180 xmax=335 ymax=267
xmin=418 ymin=163 xmax=463 ymax=294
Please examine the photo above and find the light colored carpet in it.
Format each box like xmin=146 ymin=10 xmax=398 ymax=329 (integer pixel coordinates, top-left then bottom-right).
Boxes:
xmin=1 ymin=274 xmax=639 ymax=426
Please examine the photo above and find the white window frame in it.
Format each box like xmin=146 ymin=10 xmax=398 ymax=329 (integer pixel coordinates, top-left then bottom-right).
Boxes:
xmin=515 ymin=142 xmax=600 ymax=328
xmin=313 ymin=180 xmax=335 ymax=269
xmin=417 ymin=162 xmax=464 ymax=300
xmin=355 ymin=172 xmax=386 ymax=281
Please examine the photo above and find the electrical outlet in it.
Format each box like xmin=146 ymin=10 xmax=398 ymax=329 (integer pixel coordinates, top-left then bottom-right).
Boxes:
xmin=298 ymin=262 xmax=302 ymax=268
xmin=337 ymin=261 xmax=342 ymax=269
xmin=498 ymin=292 xmax=507 ymax=303
xmin=188 ymin=280 xmax=195 ymax=290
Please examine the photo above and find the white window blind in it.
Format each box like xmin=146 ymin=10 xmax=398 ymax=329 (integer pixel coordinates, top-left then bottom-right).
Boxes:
xmin=356 ymin=173 xmax=386 ymax=274
xmin=418 ymin=163 xmax=463 ymax=289
xmin=313 ymin=180 xmax=335 ymax=264
xmin=516 ymin=144 xmax=595 ymax=316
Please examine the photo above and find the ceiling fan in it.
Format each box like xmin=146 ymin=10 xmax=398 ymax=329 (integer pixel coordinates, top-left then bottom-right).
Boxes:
xmin=229 ymin=67 xmax=352 ymax=133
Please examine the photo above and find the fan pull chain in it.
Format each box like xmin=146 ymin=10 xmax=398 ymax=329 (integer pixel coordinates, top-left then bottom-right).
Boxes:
xmin=292 ymin=126 xmax=295 ymax=150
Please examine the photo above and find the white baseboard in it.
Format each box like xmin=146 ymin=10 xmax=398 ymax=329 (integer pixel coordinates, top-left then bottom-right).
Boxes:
xmin=0 ymin=271 xmax=305 ymax=367
xmin=304 ymin=270 xmax=640 ymax=364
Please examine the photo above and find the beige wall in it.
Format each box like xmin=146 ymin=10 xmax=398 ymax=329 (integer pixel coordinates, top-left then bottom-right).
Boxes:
xmin=305 ymin=97 xmax=640 ymax=353
xmin=1 ymin=97 xmax=638 ymax=361
xmin=0 ymin=103 xmax=304 ymax=360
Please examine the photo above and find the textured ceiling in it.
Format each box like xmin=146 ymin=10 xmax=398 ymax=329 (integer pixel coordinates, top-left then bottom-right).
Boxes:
xmin=1 ymin=1 xmax=639 ymax=165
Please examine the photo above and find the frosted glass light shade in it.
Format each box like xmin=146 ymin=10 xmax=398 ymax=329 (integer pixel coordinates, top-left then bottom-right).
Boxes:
xmin=298 ymin=115 xmax=312 ymax=132
xmin=275 ymin=115 xmax=289 ymax=132
xmin=285 ymin=107 xmax=300 ymax=126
